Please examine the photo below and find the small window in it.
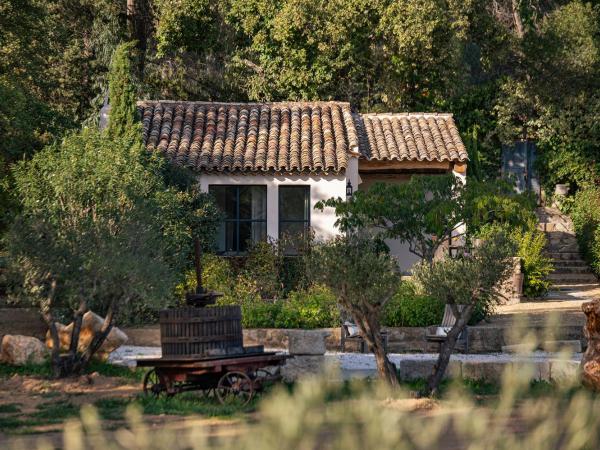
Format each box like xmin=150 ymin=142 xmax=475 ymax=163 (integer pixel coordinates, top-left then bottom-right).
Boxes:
xmin=279 ymin=186 xmax=310 ymax=241
xmin=209 ymin=185 xmax=267 ymax=254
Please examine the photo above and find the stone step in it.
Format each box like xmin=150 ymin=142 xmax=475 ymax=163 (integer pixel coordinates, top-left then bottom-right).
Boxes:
xmin=547 ymin=238 xmax=579 ymax=246
xmin=552 ymin=266 xmax=594 ymax=274
xmin=549 ymin=273 xmax=598 ymax=283
xmin=552 ymin=260 xmax=588 ymax=267
xmin=551 ymin=283 xmax=600 ymax=291
xmin=546 ymin=244 xmax=580 ymax=253
xmin=546 ymin=251 xmax=584 ymax=261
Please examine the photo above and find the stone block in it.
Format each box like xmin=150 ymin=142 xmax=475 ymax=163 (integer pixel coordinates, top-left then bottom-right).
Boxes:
xmin=281 ymin=355 xmax=338 ymax=382
xmin=243 ymin=328 xmax=289 ymax=350
xmin=541 ymin=340 xmax=582 ymax=353
xmin=398 ymin=359 xmax=462 ymax=381
xmin=0 ymin=308 xmax=47 ymax=341
xmin=287 ymin=330 xmax=331 ymax=355
xmin=1 ymin=335 xmax=48 ymax=365
xmin=468 ymin=327 xmax=505 ymax=353
xmin=462 ymin=360 xmax=549 ymax=383
xmin=462 ymin=361 xmax=506 ymax=382
xmin=549 ymin=359 xmax=580 ymax=385
xmin=122 ymin=326 xmax=160 ymax=346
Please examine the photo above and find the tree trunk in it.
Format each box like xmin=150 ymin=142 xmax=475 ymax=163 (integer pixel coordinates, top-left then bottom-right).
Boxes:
xmin=68 ymin=300 xmax=87 ymax=358
xmin=354 ymin=313 xmax=399 ymax=387
xmin=426 ymin=304 xmax=474 ymax=396
xmin=126 ymin=0 xmax=148 ymax=77
xmin=511 ymin=0 xmax=524 ymax=38
xmin=72 ymin=302 xmax=116 ymax=374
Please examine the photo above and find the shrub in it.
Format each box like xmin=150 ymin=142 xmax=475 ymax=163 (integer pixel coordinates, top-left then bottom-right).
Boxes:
xmin=515 ymin=228 xmax=553 ymax=297
xmin=217 ymin=285 xmax=339 ymax=329
xmin=569 ymin=187 xmax=600 ymax=276
xmin=381 ymin=282 xmax=444 ymax=327
xmin=277 ymin=286 xmax=339 ymax=329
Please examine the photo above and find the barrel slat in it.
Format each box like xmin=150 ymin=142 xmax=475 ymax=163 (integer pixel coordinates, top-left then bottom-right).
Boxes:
xmin=159 ymin=306 xmax=243 ymax=358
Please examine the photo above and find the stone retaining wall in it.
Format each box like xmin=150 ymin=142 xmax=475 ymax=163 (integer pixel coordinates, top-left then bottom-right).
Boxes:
xmin=123 ymin=324 xmax=585 ymax=354
xmin=0 ymin=308 xmax=47 ymax=341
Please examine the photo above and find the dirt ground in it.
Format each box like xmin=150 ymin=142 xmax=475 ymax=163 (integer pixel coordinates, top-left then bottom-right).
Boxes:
xmin=0 ymin=373 xmax=246 ymax=448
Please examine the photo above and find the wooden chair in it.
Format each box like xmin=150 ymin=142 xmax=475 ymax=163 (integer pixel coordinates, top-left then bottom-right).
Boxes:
xmin=425 ymin=304 xmax=469 ymax=353
xmin=341 ymin=322 xmax=389 ymax=353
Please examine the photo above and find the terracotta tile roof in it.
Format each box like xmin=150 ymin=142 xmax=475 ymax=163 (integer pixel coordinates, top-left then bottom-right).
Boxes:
xmin=355 ymin=113 xmax=468 ymax=163
xmin=139 ymin=101 xmax=467 ymax=173
xmin=139 ymin=101 xmax=359 ymax=173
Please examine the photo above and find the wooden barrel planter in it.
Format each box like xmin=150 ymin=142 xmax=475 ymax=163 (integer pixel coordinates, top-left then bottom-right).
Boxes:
xmin=159 ymin=306 xmax=244 ymax=359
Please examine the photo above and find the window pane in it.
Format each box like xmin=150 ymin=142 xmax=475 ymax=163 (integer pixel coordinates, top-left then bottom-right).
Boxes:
xmin=279 ymin=186 xmax=309 ymax=221
xmin=226 ymin=222 xmax=237 ymax=253
xmin=238 ymin=221 xmax=266 ymax=252
xmin=279 ymin=222 xmax=308 ymax=240
xmin=239 ymin=186 xmax=267 ymax=220
xmin=209 ymin=186 xmax=237 ymax=219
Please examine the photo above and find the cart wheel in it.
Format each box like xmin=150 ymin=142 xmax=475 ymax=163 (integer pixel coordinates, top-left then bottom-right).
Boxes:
xmin=143 ymin=369 xmax=166 ymax=397
xmin=216 ymin=371 xmax=254 ymax=406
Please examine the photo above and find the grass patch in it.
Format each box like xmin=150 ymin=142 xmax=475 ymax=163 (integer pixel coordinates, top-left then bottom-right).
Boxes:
xmin=32 ymin=400 xmax=79 ymax=420
xmin=0 ymin=360 xmax=144 ymax=381
xmin=0 ymin=361 xmax=53 ymax=378
xmin=87 ymin=361 xmax=145 ymax=382
xmin=0 ymin=415 xmax=58 ymax=431
xmin=135 ymin=393 xmax=254 ymax=417
xmin=0 ymin=403 xmax=21 ymax=414
xmin=95 ymin=397 xmax=130 ymax=421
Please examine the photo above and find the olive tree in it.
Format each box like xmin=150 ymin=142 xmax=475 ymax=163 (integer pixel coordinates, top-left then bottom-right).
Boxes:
xmin=412 ymin=231 xmax=517 ymax=395
xmin=5 ymin=127 xmax=191 ymax=376
xmin=4 ymin=42 xmax=219 ymax=377
xmin=318 ymin=174 xmax=535 ymax=263
xmin=308 ymin=232 xmax=400 ymax=386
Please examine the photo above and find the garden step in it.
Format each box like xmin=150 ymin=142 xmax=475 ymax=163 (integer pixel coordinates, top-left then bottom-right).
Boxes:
xmin=552 ymin=260 xmax=588 ymax=267
xmin=549 ymin=273 xmax=598 ymax=283
xmin=552 ymin=266 xmax=594 ymax=274
xmin=551 ymin=283 xmax=600 ymax=291
xmin=546 ymin=251 xmax=584 ymax=261
xmin=545 ymin=244 xmax=580 ymax=253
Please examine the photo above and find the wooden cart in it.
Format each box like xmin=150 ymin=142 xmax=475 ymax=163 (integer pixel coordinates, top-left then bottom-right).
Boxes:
xmin=137 ymin=352 xmax=287 ymax=406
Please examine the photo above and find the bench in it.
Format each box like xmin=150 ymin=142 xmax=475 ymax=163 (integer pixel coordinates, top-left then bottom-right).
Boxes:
xmin=341 ymin=321 xmax=389 ymax=353
xmin=425 ymin=304 xmax=469 ymax=353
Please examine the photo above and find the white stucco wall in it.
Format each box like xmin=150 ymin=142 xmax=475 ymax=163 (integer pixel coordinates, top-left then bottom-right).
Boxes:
xmin=198 ymin=172 xmax=348 ymax=241
xmin=357 ymin=167 xmax=467 ymax=274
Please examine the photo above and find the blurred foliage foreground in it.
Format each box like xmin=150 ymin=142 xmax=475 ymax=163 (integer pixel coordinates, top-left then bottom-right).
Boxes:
xmin=12 ymin=366 xmax=600 ymax=450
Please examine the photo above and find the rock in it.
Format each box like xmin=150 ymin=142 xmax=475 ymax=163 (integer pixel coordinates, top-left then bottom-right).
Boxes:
xmin=1 ymin=335 xmax=48 ymax=365
xmin=581 ymin=299 xmax=600 ymax=390
xmin=398 ymin=359 xmax=462 ymax=381
xmin=46 ymin=311 xmax=128 ymax=361
xmin=281 ymin=355 xmax=338 ymax=382
xmin=287 ymin=330 xmax=331 ymax=355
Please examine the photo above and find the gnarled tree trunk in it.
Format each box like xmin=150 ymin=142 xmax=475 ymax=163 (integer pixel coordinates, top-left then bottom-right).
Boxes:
xmin=353 ymin=309 xmax=398 ymax=387
xmin=426 ymin=303 xmax=474 ymax=396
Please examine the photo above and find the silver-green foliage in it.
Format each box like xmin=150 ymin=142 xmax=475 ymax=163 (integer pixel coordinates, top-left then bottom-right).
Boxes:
xmin=5 ymin=127 xmax=187 ymax=318
xmin=413 ymin=231 xmax=517 ymax=314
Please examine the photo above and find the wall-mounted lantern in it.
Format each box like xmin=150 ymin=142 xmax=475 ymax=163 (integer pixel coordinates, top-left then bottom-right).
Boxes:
xmin=346 ymin=180 xmax=353 ymax=198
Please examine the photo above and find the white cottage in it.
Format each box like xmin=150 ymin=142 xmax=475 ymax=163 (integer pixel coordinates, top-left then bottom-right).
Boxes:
xmin=139 ymin=100 xmax=468 ymax=271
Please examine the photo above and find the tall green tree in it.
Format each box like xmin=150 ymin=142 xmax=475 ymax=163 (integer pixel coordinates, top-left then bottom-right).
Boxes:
xmin=107 ymin=42 xmax=139 ymax=138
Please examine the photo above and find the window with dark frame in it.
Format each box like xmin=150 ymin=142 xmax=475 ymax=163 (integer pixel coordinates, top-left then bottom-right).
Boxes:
xmin=278 ymin=186 xmax=310 ymax=242
xmin=209 ymin=185 xmax=267 ymax=254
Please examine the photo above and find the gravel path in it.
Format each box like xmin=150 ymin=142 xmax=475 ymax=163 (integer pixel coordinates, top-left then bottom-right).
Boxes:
xmin=109 ymin=346 xmax=581 ymax=370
